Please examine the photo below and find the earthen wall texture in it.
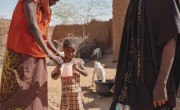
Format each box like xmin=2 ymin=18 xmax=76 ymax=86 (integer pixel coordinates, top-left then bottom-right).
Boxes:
xmin=112 ymin=0 xmax=129 ymax=61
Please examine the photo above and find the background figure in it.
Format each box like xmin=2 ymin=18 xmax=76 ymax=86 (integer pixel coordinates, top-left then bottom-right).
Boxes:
xmin=0 ymin=0 xmax=61 ymax=110
xmin=110 ymin=0 xmax=180 ymax=110
xmin=91 ymin=48 xmax=102 ymax=59
xmin=51 ymin=37 xmax=88 ymax=110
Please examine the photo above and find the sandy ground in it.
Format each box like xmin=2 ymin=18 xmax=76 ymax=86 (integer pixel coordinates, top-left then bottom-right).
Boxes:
xmin=0 ymin=54 xmax=180 ymax=110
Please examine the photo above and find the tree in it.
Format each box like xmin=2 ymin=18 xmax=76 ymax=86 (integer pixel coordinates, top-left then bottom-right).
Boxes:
xmin=51 ymin=0 xmax=112 ymax=36
xmin=52 ymin=0 xmax=112 ymax=24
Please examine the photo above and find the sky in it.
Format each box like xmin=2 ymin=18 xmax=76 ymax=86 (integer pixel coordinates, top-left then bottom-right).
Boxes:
xmin=0 ymin=1 xmax=18 ymax=19
xmin=0 ymin=0 xmax=112 ymax=26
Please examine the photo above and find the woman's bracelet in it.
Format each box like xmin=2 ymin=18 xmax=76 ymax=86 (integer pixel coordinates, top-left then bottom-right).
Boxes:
xmin=47 ymin=52 xmax=59 ymax=57
xmin=47 ymin=53 xmax=54 ymax=57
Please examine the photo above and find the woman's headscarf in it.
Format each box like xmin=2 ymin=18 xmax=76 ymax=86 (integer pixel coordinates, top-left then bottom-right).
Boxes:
xmin=39 ymin=0 xmax=51 ymax=22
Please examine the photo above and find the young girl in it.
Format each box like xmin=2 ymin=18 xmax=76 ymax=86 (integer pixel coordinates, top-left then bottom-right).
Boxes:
xmin=51 ymin=37 xmax=88 ymax=110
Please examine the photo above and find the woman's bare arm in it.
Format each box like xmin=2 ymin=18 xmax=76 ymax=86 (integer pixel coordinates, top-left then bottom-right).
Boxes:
xmin=23 ymin=0 xmax=50 ymax=55
xmin=153 ymin=37 xmax=176 ymax=107
xmin=23 ymin=0 xmax=62 ymax=65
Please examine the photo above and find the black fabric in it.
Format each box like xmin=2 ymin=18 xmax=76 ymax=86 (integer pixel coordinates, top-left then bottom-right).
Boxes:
xmin=174 ymin=36 xmax=180 ymax=90
xmin=110 ymin=0 xmax=180 ymax=110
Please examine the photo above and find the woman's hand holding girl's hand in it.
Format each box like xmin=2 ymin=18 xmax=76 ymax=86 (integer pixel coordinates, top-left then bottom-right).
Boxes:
xmin=48 ymin=54 xmax=64 ymax=65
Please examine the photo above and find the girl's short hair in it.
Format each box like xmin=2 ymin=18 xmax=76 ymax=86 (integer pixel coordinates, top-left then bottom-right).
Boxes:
xmin=63 ymin=37 xmax=79 ymax=49
xmin=63 ymin=37 xmax=80 ymax=58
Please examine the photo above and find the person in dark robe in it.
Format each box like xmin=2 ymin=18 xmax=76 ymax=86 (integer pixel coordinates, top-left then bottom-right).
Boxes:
xmin=110 ymin=0 xmax=180 ymax=110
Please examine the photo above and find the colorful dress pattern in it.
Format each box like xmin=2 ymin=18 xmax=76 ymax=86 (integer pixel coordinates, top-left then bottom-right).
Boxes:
xmin=60 ymin=61 xmax=84 ymax=110
xmin=0 ymin=49 xmax=48 ymax=110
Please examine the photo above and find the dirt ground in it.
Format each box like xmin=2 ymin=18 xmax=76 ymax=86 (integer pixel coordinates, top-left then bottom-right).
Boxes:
xmin=0 ymin=54 xmax=180 ymax=110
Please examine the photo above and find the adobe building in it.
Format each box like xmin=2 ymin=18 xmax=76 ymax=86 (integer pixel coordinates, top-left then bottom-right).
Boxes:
xmin=51 ymin=20 xmax=113 ymax=47
xmin=112 ymin=0 xmax=129 ymax=61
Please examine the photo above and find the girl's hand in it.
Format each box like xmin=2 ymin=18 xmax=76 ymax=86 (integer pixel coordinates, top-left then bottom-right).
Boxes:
xmin=51 ymin=65 xmax=61 ymax=80
xmin=77 ymin=58 xmax=84 ymax=65
xmin=73 ymin=58 xmax=85 ymax=69
xmin=73 ymin=58 xmax=84 ymax=67
xmin=73 ymin=63 xmax=80 ymax=70
xmin=72 ymin=58 xmax=88 ymax=76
